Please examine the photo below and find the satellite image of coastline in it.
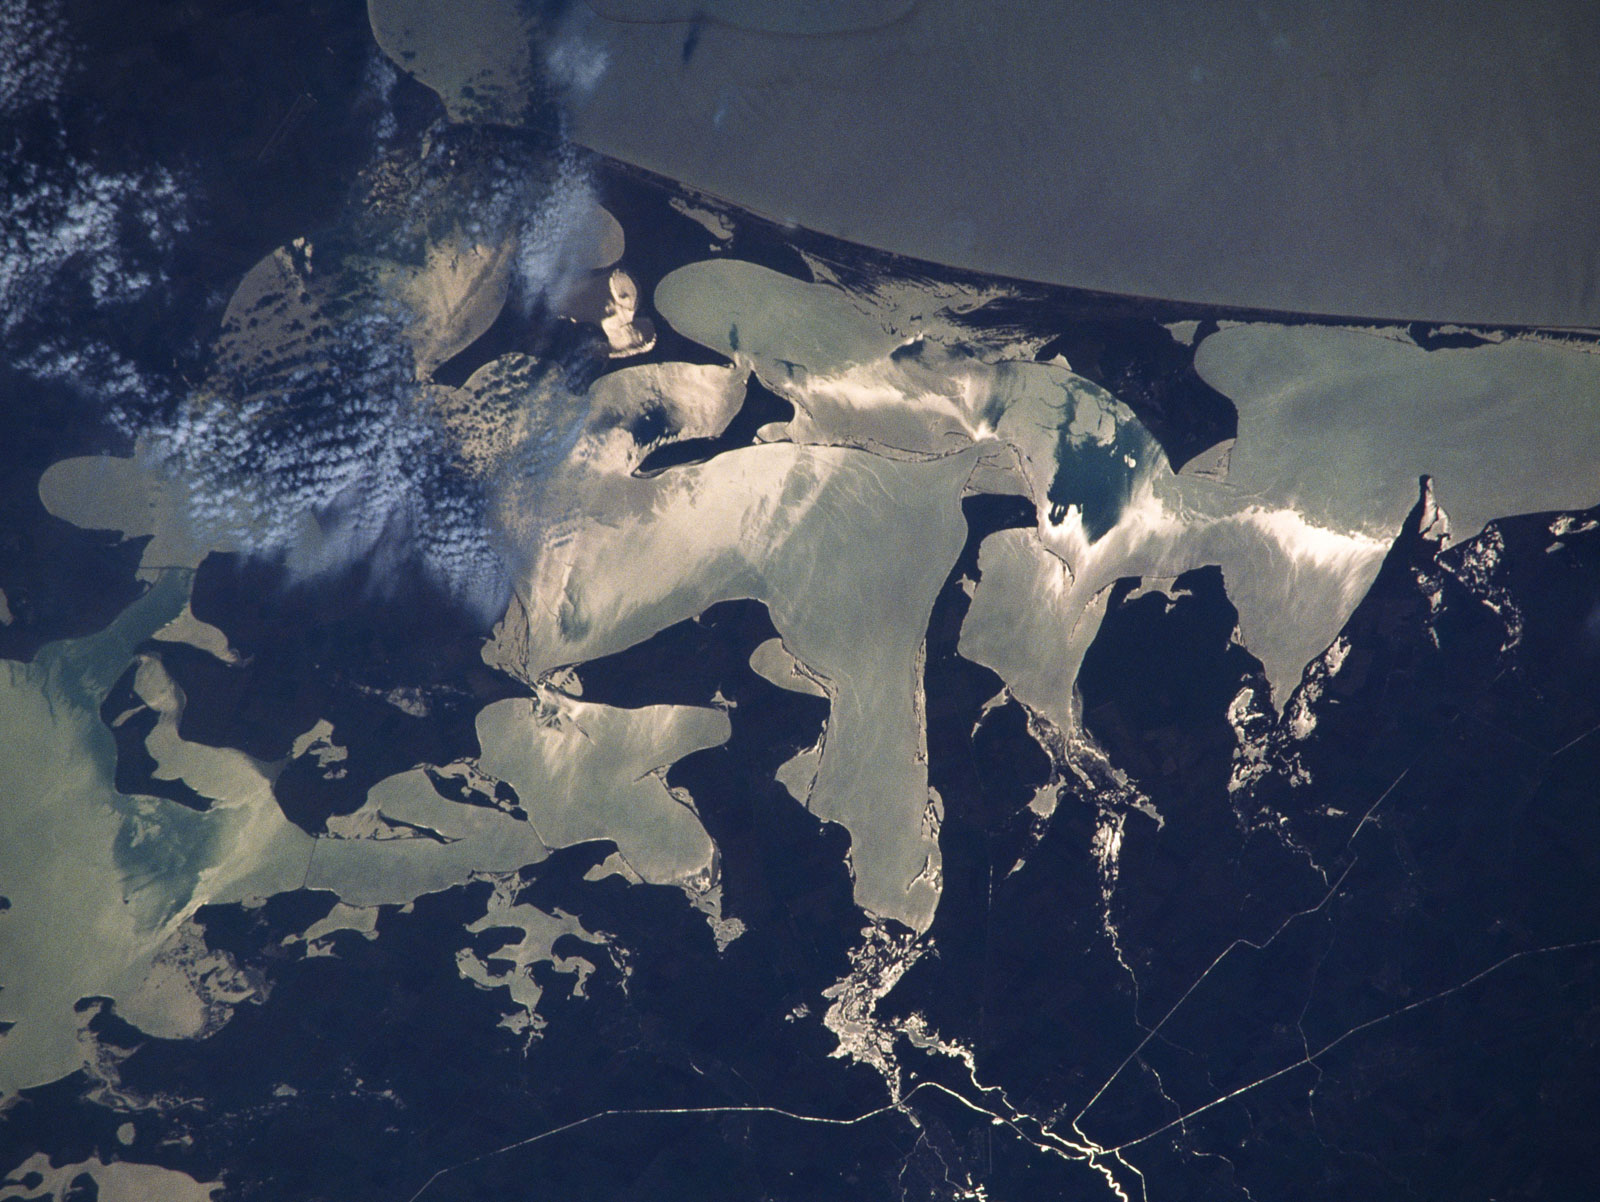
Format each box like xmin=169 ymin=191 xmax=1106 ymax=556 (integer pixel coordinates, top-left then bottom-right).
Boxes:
xmin=3 ymin=2 xmax=1600 ymax=1199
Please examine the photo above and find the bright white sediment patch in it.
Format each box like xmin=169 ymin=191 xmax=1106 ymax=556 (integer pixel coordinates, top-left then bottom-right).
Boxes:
xmin=475 ymin=687 xmax=727 ymax=887
xmin=489 ymin=438 xmax=972 ymax=931
xmin=18 ymin=167 xmax=1597 ymax=1109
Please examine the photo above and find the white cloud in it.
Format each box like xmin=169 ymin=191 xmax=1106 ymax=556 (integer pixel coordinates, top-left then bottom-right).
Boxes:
xmin=142 ymin=143 xmax=606 ymax=620
xmin=542 ymin=9 xmax=611 ymax=99
xmin=0 ymin=0 xmax=69 ymax=115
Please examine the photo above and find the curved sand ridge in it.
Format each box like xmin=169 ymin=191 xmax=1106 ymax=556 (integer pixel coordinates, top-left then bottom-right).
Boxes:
xmin=370 ymin=0 xmax=1600 ymax=327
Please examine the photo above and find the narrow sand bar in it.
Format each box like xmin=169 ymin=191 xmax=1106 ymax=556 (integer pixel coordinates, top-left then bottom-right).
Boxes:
xmin=559 ymin=0 xmax=1600 ymax=327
